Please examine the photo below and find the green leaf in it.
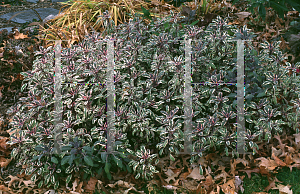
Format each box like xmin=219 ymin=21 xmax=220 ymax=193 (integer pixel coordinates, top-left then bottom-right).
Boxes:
xmin=97 ymin=168 xmax=102 ymax=175
xmin=119 ymin=152 xmax=126 ymax=159
xmin=199 ymin=165 xmax=203 ymax=175
xmin=54 ymin=181 xmax=59 ymax=190
xmin=83 ymin=146 xmax=93 ymax=153
xmin=227 ymin=93 xmax=237 ymax=98
xmin=83 ymin=172 xmax=88 ymax=180
xmin=34 ymin=145 xmax=45 ymax=151
xmin=284 ymin=0 xmax=300 ymax=11
xmin=133 ymin=162 xmax=139 ymax=172
xmin=38 ymin=180 xmax=43 ymax=188
xmin=66 ymin=166 xmax=73 ymax=174
xmin=113 ymin=155 xmax=123 ymax=168
xmin=164 ymin=22 xmax=169 ymax=31
xmin=221 ymin=87 xmax=231 ymax=93
xmin=51 ymin=175 xmax=55 ymax=184
xmin=66 ymin=174 xmax=72 ymax=184
xmin=135 ymin=173 xmax=140 ymax=179
xmin=163 ymin=139 xmax=168 ymax=148
xmin=249 ymin=141 xmax=254 ymax=148
xmin=159 ymin=149 xmax=164 ymax=156
xmin=141 ymin=6 xmax=152 ymax=20
xmin=45 ymin=174 xmax=50 ymax=185
xmin=51 ymin=157 xmax=58 ymax=164
xmin=270 ymin=1 xmax=290 ymax=11
xmin=101 ymin=152 xmax=107 ymax=163
xmin=37 ymin=168 xmax=43 ymax=175
xmin=61 ymin=156 xmax=70 ymax=165
xmin=21 ymin=83 xmax=28 ymax=92
xmin=269 ymin=1 xmax=289 ymax=19
xmin=61 ymin=145 xmax=72 ymax=151
xmin=253 ymin=148 xmax=256 ymax=155
xmin=69 ymin=154 xmax=75 ymax=166
xmin=232 ymin=0 xmax=239 ymax=5
xmin=245 ymin=94 xmax=254 ymax=100
xmin=32 ymin=155 xmax=39 ymax=161
xmin=169 ymin=146 xmax=174 ymax=153
xmin=190 ymin=20 xmax=199 ymax=26
xmin=31 ymin=174 xmax=37 ymax=182
xmin=170 ymin=154 xmax=175 ymax=162
xmin=256 ymin=92 xmax=266 ymax=97
xmin=104 ymin=162 xmax=111 ymax=174
xmin=84 ymin=155 xmax=94 ymax=167
xmin=107 ymin=172 xmax=112 ymax=180
xmin=258 ymin=4 xmax=266 ymax=20
xmin=126 ymin=164 xmax=132 ymax=173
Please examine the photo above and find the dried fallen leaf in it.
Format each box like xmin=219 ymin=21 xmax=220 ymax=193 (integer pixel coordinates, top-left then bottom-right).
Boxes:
xmin=284 ymin=153 xmax=293 ymax=166
xmin=164 ymin=168 xmax=181 ymax=183
xmin=272 ymin=153 xmax=286 ymax=167
xmin=293 ymin=133 xmax=300 ymax=145
xmin=219 ymin=178 xmax=235 ymax=194
xmin=203 ymin=174 xmax=214 ymax=191
xmin=272 ymin=184 xmax=293 ymax=194
xmin=0 ymin=185 xmax=9 ymax=191
xmin=186 ymin=167 xmax=206 ymax=181
xmin=0 ymin=157 xmax=11 ymax=168
xmin=0 ymin=137 xmax=9 ymax=150
xmin=84 ymin=177 xmax=98 ymax=192
xmin=235 ymin=12 xmax=251 ymax=21
xmin=7 ymin=175 xmax=22 ymax=188
xmin=239 ymin=168 xmax=260 ymax=179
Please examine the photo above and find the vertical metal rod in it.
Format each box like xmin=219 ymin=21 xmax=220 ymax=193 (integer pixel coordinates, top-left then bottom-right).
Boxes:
xmin=54 ymin=40 xmax=63 ymax=154
xmin=236 ymin=39 xmax=246 ymax=154
xmin=106 ymin=40 xmax=116 ymax=154
xmin=183 ymin=38 xmax=193 ymax=154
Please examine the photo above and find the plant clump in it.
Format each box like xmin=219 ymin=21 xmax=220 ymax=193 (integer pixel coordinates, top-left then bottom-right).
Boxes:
xmin=6 ymin=9 xmax=300 ymax=191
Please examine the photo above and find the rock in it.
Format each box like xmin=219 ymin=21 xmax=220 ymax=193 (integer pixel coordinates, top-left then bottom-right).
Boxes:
xmin=43 ymin=14 xmax=58 ymax=23
xmin=20 ymin=0 xmax=69 ymax=3
xmin=0 ymin=0 xmax=70 ymax=33
xmin=52 ymin=0 xmax=70 ymax=2
xmin=0 ymin=27 xmax=19 ymax=33
xmin=0 ymin=8 xmax=61 ymax=24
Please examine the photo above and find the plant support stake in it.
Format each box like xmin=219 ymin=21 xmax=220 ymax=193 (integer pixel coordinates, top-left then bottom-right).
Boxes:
xmin=106 ymin=40 xmax=116 ymax=154
xmin=183 ymin=37 xmax=193 ymax=154
xmin=53 ymin=40 xmax=63 ymax=154
xmin=236 ymin=39 xmax=246 ymax=154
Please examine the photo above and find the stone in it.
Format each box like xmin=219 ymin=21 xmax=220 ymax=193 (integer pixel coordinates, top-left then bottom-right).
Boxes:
xmin=22 ymin=0 xmax=69 ymax=3
xmin=52 ymin=0 xmax=70 ymax=3
xmin=25 ymin=0 xmax=39 ymax=3
xmin=0 ymin=27 xmax=18 ymax=33
xmin=0 ymin=0 xmax=70 ymax=33
xmin=0 ymin=8 xmax=61 ymax=24
xmin=43 ymin=14 xmax=58 ymax=23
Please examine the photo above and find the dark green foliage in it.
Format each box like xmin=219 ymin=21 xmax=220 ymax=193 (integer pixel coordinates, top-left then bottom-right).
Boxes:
xmin=164 ymin=0 xmax=195 ymax=8
xmin=233 ymin=0 xmax=300 ymax=20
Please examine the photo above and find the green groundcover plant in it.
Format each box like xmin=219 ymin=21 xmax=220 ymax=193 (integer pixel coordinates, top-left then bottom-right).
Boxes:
xmin=6 ymin=9 xmax=300 ymax=191
xmin=233 ymin=0 xmax=300 ymax=21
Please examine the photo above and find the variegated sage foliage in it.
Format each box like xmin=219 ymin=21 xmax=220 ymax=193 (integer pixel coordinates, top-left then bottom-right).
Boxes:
xmin=241 ymin=39 xmax=300 ymax=146
xmin=6 ymin=8 xmax=300 ymax=188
